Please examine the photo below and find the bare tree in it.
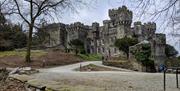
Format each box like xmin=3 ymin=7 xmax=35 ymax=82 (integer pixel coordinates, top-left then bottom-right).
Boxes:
xmin=119 ymin=0 xmax=180 ymax=29
xmin=120 ymin=0 xmax=180 ymax=46
xmin=1 ymin=0 xmax=86 ymax=62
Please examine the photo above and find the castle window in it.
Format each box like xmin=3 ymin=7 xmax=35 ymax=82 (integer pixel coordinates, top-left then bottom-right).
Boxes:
xmin=114 ymin=48 xmax=117 ymax=53
xmin=111 ymin=37 xmax=114 ymax=42
xmin=114 ymin=37 xmax=116 ymax=40
xmin=101 ymin=39 xmax=105 ymax=45
xmin=102 ymin=47 xmax=105 ymax=52
xmin=98 ymin=48 xmax=101 ymax=53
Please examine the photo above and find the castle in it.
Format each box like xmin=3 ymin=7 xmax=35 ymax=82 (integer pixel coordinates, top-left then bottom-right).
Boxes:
xmin=42 ymin=6 xmax=166 ymax=70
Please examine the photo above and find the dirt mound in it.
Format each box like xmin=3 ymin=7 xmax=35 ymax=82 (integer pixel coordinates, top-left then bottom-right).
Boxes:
xmin=76 ymin=64 xmax=119 ymax=71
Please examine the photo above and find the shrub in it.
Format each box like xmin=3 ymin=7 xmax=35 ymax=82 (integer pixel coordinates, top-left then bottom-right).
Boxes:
xmin=115 ymin=36 xmax=138 ymax=59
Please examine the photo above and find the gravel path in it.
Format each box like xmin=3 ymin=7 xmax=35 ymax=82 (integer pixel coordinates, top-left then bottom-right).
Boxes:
xmin=25 ymin=61 xmax=180 ymax=91
xmin=31 ymin=72 xmax=180 ymax=91
xmin=40 ymin=61 xmax=132 ymax=72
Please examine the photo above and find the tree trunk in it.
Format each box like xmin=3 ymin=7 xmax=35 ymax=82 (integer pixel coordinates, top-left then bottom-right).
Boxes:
xmin=126 ymin=52 xmax=129 ymax=59
xmin=75 ymin=48 xmax=78 ymax=55
xmin=26 ymin=26 xmax=33 ymax=63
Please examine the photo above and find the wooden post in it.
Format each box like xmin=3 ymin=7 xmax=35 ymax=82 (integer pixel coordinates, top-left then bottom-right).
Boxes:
xmin=176 ymin=68 xmax=179 ymax=88
xmin=80 ymin=64 xmax=82 ymax=71
xmin=164 ymin=69 xmax=166 ymax=91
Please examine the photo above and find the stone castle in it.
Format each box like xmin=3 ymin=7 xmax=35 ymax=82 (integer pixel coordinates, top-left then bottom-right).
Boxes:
xmin=42 ymin=6 xmax=166 ymax=69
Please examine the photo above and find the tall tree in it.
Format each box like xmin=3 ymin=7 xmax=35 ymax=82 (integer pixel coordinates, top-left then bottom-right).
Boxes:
xmin=69 ymin=39 xmax=84 ymax=55
xmin=165 ymin=44 xmax=178 ymax=57
xmin=2 ymin=0 xmax=86 ymax=62
xmin=0 ymin=9 xmax=27 ymax=51
xmin=114 ymin=37 xmax=138 ymax=59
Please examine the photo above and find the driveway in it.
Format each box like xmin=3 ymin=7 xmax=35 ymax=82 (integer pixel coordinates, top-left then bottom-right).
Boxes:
xmin=11 ymin=61 xmax=180 ymax=91
xmin=40 ymin=61 xmax=132 ymax=73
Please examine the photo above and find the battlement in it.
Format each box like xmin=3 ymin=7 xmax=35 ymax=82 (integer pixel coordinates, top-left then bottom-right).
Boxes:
xmin=59 ymin=23 xmax=66 ymax=26
xmin=71 ymin=22 xmax=84 ymax=27
xmin=92 ymin=22 xmax=99 ymax=32
xmin=92 ymin=22 xmax=99 ymax=27
xmin=65 ymin=22 xmax=90 ymax=32
xmin=153 ymin=33 xmax=166 ymax=44
xmin=143 ymin=22 xmax=156 ymax=31
xmin=65 ymin=22 xmax=85 ymax=28
xmin=108 ymin=5 xmax=133 ymax=23
xmin=103 ymin=20 xmax=110 ymax=25
xmin=134 ymin=21 xmax=142 ymax=26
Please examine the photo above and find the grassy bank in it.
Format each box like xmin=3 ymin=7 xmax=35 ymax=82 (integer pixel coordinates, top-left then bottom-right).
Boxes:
xmin=77 ymin=54 xmax=102 ymax=61
xmin=0 ymin=50 xmax=82 ymax=68
xmin=0 ymin=50 xmax=47 ymax=58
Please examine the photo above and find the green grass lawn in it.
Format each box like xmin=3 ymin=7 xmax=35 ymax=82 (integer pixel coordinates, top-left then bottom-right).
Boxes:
xmin=77 ymin=54 xmax=102 ymax=61
xmin=0 ymin=50 xmax=47 ymax=58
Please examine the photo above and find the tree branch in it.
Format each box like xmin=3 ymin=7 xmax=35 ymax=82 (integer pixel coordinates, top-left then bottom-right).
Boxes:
xmin=13 ymin=0 xmax=30 ymax=25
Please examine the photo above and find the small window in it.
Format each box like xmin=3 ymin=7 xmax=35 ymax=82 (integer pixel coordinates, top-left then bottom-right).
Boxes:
xmin=98 ymin=48 xmax=101 ymax=53
xmin=114 ymin=48 xmax=117 ymax=53
xmin=102 ymin=47 xmax=105 ymax=52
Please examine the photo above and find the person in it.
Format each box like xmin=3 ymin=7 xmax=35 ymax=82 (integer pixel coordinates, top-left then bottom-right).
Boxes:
xmin=159 ymin=64 xmax=166 ymax=72
xmin=42 ymin=59 xmax=46 ymax=67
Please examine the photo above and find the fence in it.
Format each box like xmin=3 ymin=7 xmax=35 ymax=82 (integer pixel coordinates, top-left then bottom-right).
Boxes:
xmin=163 ymin=67 xmax=180 ymax=91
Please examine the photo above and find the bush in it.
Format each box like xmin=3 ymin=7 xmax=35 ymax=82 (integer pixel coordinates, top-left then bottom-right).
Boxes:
xmin=0 ymin=30 xmax=27 ymax=51
xmin=69 ymin=39 xmax=84 ymax=55
xmin=103 ymin=60 xmax=131 ymax=68
xmin=114 ymin=37 xmax=138 ymax=59
xmin=134 ymin=44 xmax=152 ymax=65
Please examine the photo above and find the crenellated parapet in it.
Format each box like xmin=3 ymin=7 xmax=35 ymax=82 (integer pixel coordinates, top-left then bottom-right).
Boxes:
xmin=134 ymin=22 xmax=156 ymax=34
xmin=103 ymin=20 xmax=110 ymax=25
xmin=133 ymin=21 xmax=156 ymax=40
xmin=134 ymin=21 xmax=142 ymax=36
xmin=143 ymin=22 xmax=156 ymax=31
xmin=153 ymin=33 xmax=166 ymax=45
xmin=69 ymin=22 xmax=84 ymax=28
xmin=92 ymin=22 xmax=99 ymax=29
xmin=134 ymin=21 xmax=142 ymax=26
xmin=65 ymin=22 xmax=89 ymax=32
xmin=109 ymin=5 xmax=133 ymax=25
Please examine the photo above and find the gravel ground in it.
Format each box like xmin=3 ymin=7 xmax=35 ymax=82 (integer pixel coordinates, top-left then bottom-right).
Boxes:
xmin=39 ymin=61 xmax=132 ymax=72
xmin=28 ymin=61 xmax=180 ymax=91
xmin=31 ymin=72 xmax=180 ymax=91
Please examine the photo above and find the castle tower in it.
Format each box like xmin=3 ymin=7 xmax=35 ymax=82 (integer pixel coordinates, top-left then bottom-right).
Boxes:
xmin=134 ymin=22 xmax=156 ymax=42
xmin=143 ymin=22 xmax=156 ymax=40
xmin=134 ymin=21 xmax=143 ymax=41
xmin=151 ymin=34 xmax=166 ymax=71
xmin=109 ymin=5 xmax=133 ymax=39
xmin=92 ymin=22 xmax=100 ymax=37
xmin=92 ymin=22 xmax=100 ymax=53
xmin=103 ymin=20 xmax=110 ymax=35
